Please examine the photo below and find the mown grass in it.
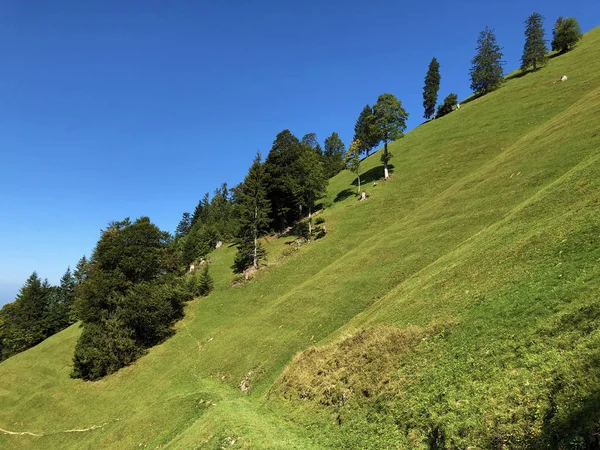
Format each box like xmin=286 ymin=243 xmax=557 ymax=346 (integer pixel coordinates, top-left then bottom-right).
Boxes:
xmin=1 ymin=27 xmax=599 ymax=449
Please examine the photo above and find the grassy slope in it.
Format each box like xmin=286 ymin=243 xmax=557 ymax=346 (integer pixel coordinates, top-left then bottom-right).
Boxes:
xmin=1 ymin=27 xmax=599 ymax=449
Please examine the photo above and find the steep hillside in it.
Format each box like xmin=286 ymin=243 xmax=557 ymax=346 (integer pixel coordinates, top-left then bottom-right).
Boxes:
xmin=1 ymin=27 xmax=599 ymax=449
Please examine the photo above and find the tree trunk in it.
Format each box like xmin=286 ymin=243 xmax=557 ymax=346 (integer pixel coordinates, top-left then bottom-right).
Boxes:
xmin=253 ymin=206 xmax=258 ymax=269
xmin=383 ymin=140 xmax=389 ymax=179
xmin=357 ymin=174 xmax=361 ymax=194
xmin=308 ymin=206 xmax=312 ymax=236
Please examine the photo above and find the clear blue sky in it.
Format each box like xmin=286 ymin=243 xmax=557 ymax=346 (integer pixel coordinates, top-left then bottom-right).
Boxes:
xmin=1 ymin=1 xmax=598 ymax=305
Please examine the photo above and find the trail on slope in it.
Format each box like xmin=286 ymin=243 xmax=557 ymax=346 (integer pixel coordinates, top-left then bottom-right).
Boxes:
xmin=0 ymin=418 xmax=122 ymax=437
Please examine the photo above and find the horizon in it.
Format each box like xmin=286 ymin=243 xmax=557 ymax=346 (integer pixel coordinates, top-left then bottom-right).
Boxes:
xmin=1 ymin=1 xmax=599 ymax=305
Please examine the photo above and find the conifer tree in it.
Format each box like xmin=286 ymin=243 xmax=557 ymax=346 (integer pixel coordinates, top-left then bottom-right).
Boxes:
xmin=235 ymin=152 xmax=271 ymax=271
xmin=521 ymin=12 xmax=548 ymax=72
xmin=197 ymin=264 xmax=214 ymax=296
xmin=373 ymin=93 xmax=409 ymax=180
xmin=323 ymin=132 xmax=346 ymax=178
xmin=423 ymin=57 xmax=441 ymax=119
xmin=551 ymin=17 xmax=582 ymax=54
xmin=353 ymin=105 xmax=380 ymax=157
xmin=470 ymin=27 xmax=505 ymax=95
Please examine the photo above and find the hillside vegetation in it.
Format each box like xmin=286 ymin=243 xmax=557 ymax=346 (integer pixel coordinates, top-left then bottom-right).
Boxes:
xmin=1 ymin=26 xmax=600 ymax=449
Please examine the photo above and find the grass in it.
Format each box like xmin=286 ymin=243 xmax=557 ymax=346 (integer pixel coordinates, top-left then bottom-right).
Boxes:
xmin=1 ymin=27 xmax=599 ymax=449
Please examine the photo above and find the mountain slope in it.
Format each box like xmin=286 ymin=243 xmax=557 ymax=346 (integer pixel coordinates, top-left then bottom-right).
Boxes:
xmin=1 ymin=26 xmax=599 ymax=449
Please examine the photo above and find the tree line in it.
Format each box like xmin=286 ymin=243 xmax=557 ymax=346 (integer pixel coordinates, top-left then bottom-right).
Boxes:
xmin=0 ymin=12 xmax=583 ymax=378
xmin=422 ymin=14 xmax=582 ymax=120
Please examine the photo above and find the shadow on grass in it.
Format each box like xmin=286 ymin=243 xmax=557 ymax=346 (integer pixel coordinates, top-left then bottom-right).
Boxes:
xmin=505 ymin=70 xmax=528 ymax=81
xmin=352 ymin=164 xmax=395 ymax=186
xmin=536 ymin=376 xmax=600 ymax=449
xmin=334 ymin=188 xmax=355 ymax=203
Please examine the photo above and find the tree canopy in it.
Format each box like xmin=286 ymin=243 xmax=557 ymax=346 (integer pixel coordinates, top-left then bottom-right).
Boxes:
xmin=353 ymin=105 xmax=380 ymax=157
xmin=551 ymin=17 xmax=582 ymax=54
xmin=470 ymin=27 xmax=505 ymax=95
xmin=423 ymin=57 xmax=441 ymax=119
xmin=373 ymin=93 xmax=409 ymax=179
xmin=521 ymin=12 xmax=548 ymax=72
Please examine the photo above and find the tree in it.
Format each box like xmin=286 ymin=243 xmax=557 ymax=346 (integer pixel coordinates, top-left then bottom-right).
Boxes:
xmin=423 ymin=57 xmax=441 ymax=119
xmin=0 ymin=272 xmax=53 ymax=360
xmin=72 ymin=217 xmax=185 ymax=380
xmin=436 ymin=93 xmax=458 ymax=118
xmin=197 ymin=264 xmax=214 ymax=296
xmin=551 ymin=17 xmax=582 ymax=54
xmin=175 ymin=212 xmax=192 ymax=237
xmin=301 ymin=133 xmax=322 ymax=156
xmin=264 ymin=130 xmax=302 ymax=230
xmin=373 ymin=93 xmax=409 ymax=180
xmin=323 ymin=132 xmax=346 ymax=178
xmin=293 ymin=142 xmax=327 ymax=236
xmin=521 ymin=12 xmax=548 ymax=72
xmin=470 ymin=27 xmax=504 ymax=95
xmin=235 ymin=152 xmax=271 ymax=272
xmin=353 ymin=105 xmax=380 ymax=157
xmin=346 ymin=140 xmax=362 ymax=194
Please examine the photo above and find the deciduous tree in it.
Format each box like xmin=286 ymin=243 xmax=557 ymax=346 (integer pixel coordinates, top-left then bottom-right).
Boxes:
xmin=551 ymin=17 xmax=582 ymax=54
xmin=373 ymin=93 xmax=409 ymax=180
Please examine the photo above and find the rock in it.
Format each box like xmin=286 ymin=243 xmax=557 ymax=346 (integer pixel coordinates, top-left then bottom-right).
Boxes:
xmin=360 ymin=192 xmax=366 ymax=201
xmin=215 ymin=241 xmax=223 ymax=249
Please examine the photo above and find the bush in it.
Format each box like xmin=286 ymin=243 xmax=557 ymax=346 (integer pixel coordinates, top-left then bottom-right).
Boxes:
xmin=314 ymin=216 xmax=325 ymax=225
xmin=293 ymin=221 xmax=310 ymax=239
xmin=436 ymin=93 xmax=458 ymax=118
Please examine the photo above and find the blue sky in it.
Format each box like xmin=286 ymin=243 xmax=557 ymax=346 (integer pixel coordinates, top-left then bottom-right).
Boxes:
xmin=1 ymin=1 xmax=598 ymax=305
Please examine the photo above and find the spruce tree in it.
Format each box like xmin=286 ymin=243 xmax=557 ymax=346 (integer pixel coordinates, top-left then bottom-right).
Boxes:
xmin=470 ymin=27 xmax=505 ymax=95
xmin=235 ymin=152 xmax=271 ymax=271
xmin=551 ymin=17 xmax=582 ymax=54
xmin=197 ymin=264 xmax=214 ymax=296
xmin=423 ymin=57 xmax=441 ymax=119
xmin=323 ymin=132 xmax=346 ymax=178
xmin=521 ymin=12 xmax=548 ymax=72
xmin=373 ymin=93 xmax=409 ymax=180
xmin=353 ymin=105 xmax=380 ymax=157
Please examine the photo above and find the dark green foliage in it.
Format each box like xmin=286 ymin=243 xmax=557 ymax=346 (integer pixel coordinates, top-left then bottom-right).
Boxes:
xmin=233 ymin=239 xmax=266 ymax=274
xmin=314 ymin=216 xmax=325 ymax=225
xmin=175 ymin=212 xmax=192 ymax=237
xmin=264 ymin=130 xmax=302 ymax=230
xmin=179 ymin=184 xmax=237 ymax=266
xmin=423 ymin=57 xmax=441 ymax=119
xmin=551 ymin=17 xmax=582 ymax=54
xmin=0 ymin=270 xmax=77 ymax=361
xmin=235 ymin=152 xmax=271 ymax=271
xmin=264 ymin=130 xmax=327 ymax=232
xmin=0 ymin=273 xmax=51 ymax=360
xmin=470 ymin=27 xmax=505 ymax=95
xmin=72 ymin=217 xmax=185 ymax=380
xmin=373 ymin=94 xmax=408 ymax=179
xmin=436 ymin=93 xmax=458 ymax=118
xmin=196 ymin=265 xmax=214 ymax=296
xmin=301 ymin=133 xmax=322 ymax=156
xmin=521 ymin=12 xmax=548 ymax=72
xmin=353 ymin=105 xmax=380 ymax=157
xmin=323 ymin=132 xmax=346 ymax=179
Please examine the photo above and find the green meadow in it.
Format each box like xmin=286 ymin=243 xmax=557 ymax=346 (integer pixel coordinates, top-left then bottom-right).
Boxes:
xmin=1 ymin=26 xmax=599 ymax=449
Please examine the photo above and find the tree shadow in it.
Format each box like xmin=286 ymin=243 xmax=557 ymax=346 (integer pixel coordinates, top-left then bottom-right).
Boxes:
xmin=352 ymin=164 xmax=395 ymax=186
xmin=334 ymin=188 xmax=354 ymax=203
xmin=505 ymin=70 xmax=528 ymax=81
